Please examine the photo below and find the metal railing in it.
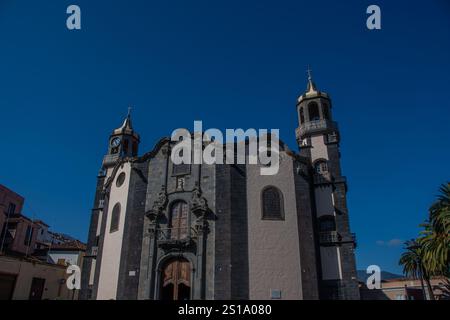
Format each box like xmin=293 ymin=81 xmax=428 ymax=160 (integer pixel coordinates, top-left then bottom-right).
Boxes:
xmin=102 ymin=154 xmax=120 ymax=166
xmin=157 ymin=227 xmax=193 ymax=242
xmin=297 ymin=119 xmax=338 ymax=137
xmin=319 ymin=231 xmax=340 ymax=244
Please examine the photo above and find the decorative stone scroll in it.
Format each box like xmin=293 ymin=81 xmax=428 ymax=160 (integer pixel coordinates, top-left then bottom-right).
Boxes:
xmin=190 ymin=183 xmax=209 ymax=218
xmin=145 ymin=185 xmax=168 ymax=222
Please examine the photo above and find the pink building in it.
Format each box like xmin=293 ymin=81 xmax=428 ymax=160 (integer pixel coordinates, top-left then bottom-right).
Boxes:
xmin=0 ymin=184 xmax=38 ymax=255
xmin=0 ymin=184 xmax=25 ymax=238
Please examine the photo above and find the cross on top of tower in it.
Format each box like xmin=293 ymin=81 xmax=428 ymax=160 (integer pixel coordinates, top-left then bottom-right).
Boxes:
xmin=305 ymin=65 xmax=318 ymax=94
xmin=307 ymin=65 xmax=313 ymax=81
xmin=127 ymin=106 xmax=132 ymax=118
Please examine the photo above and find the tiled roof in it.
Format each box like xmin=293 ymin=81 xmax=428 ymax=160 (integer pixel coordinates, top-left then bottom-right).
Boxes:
xmin=50 ymin=240 xmax=86 ymax=251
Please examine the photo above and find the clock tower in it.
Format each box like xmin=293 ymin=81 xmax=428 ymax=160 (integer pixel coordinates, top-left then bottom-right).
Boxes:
xmin=80 ymin=108 xmax=141 ymax=300
xmin=103 ymin=108 xmax=140 ymax=168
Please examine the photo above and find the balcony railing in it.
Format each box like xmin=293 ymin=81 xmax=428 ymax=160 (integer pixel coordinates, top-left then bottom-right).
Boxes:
xmin=297 ymin=120 xmax=338 ymax=138
xmin=156 ymin=227 xmax=196 ymax=247
xmin=319 ymin=231 xmax=341 ymax=244
xmin=102 ymin=154 xmax=120 ymax=166
xmin=319 ymin=231 xmax=357 ymax=248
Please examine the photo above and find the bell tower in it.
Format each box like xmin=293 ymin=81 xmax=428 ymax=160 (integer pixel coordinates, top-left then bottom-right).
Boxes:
xmin=296 ymin=69 xmax=360 ymax=300
xmin=103 ymin=108 xmax=140 ymax=168
xmin=80 ymin=108 xmax=141 ymax=300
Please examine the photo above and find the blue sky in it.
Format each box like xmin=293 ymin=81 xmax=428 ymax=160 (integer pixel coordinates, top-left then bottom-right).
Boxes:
xmin=0 ymin=0 xmax=449 ymax=274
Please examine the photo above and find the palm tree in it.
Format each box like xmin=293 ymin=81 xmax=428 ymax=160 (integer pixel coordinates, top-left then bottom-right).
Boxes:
xmin=399 ymin=183 xmax=450 ymax=300
xmin=399 ymin=239 xmax=434 ymax=300
xmin=419 ymin=183 xmax=450 ymax=277
xmin=430 ymin=183 xmax=450 ymax=274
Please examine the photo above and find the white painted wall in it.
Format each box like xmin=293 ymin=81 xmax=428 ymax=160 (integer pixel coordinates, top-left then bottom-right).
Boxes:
xmin=96 ymin=163 xmax=131 ymax=300
xmin=310 ymin=135 xmax=328 ymax=161
xmin=311 ymin=133 xmax=342 ymax=281
xmin=246 ymin=153 xmax=303 ymax=300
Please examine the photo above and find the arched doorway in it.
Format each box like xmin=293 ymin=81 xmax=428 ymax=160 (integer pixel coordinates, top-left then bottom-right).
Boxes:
xmin=160 ymin=258 xmax=191 ymax=300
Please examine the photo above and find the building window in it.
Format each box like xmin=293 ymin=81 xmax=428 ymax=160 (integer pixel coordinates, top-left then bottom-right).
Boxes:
xmin=169 ymin=201 xmax=188 ymax=240
xmin=308 ymin=102 xmax=320 ymax=121
xmin=261 ymin=186 xmax=284 ymax=220
xmin=314 ymin=160 xmax=328 ymax=174
xmin=110 ymin=203 xmax=121 ymax=233
xmin=176 ymin=177 xmax=185 ymax=190
xmin=299 ymin=107 xmax=305 ymax=124
xmin=24 ymin=225 xmax=33 ymax=246
xmin=318 ymin=216 xmax=336 ymax=232
xmin=7 ymin=203 xmax=16 ymax=215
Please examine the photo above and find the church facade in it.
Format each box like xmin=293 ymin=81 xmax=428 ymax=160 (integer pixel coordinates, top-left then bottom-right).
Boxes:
xmin=80 ymin=76 xmax=360 ymax=300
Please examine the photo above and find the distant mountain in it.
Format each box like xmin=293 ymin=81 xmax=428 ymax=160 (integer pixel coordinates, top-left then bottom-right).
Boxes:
xmin=357 ymin=270 xmax=403 ymax=282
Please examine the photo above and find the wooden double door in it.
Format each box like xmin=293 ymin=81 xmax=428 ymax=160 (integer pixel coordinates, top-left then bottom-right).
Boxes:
xmin=160 ymin=258 xmax=191 ymax=300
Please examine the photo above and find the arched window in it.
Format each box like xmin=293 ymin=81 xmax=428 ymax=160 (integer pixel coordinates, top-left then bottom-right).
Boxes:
xmin=314 ymin=160 xmax=328 ymax=174
xmin=169 ymin=201 xmax=188 ymax=240
xmin=308 ymin=102 xmax=320 ymax=121
xmin=322 ymin=103 xmax=330 ymax=120
xmin=110 ymin=203 xmax=121 ymax=233
xmin=318 ymin=215 xmax=336 ymax=232
xmin=299 ymin=107 xmax=305 ymax=124
xmin=261 ymin=186 xmax=284 ymax=220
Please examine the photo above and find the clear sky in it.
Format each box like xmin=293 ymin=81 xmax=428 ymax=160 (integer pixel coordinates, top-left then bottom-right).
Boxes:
xmin=1 ymin=0 xmax=449 ymax=274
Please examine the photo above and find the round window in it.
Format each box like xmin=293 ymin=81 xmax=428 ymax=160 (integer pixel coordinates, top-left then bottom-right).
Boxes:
xmin=116 ymin=172 xmax=126 ymax=187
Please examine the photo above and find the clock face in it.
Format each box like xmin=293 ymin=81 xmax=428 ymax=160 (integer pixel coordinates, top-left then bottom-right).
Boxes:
xmin=111 ymin=137 xmax=121 ymax=147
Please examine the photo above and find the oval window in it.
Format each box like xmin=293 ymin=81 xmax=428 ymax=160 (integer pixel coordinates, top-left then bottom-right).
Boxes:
xmin=116 ymin=172 xmax=126 ymax=188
